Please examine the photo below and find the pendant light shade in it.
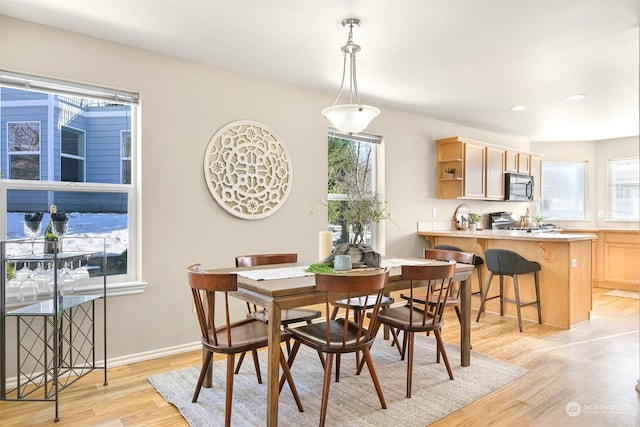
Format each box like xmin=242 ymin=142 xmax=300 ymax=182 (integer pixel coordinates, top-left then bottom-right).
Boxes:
xmin=322 ymin=18 xmax=380 ymax=134
xmin=321 ymin=104 xmax=381 ymax=135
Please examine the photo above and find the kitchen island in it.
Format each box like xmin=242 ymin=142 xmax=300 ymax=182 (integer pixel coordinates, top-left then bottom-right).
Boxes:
xmin=417 ymin=227 xmax=597 ymax=329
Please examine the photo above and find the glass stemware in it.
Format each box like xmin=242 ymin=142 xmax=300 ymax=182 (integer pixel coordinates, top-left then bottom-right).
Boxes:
xmin=52 ymin=220 xmax=68 ymax=253
xmin=24 ymin=220 xmax=42 ymax=253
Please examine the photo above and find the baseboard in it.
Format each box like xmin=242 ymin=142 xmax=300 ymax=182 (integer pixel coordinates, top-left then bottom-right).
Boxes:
xmin=107 ymin=341 xmax=202 ymax=368
xmin=3 ymin=341 xmax=201 ymax=389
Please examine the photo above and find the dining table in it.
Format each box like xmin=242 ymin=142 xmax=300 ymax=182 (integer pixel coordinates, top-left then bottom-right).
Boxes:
xmin=212 ymin=257 xmax=473 ymax=426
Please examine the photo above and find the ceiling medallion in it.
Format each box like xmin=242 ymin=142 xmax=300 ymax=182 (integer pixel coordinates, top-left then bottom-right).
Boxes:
xmin=203 ymin=120 xmax=293 ymax=219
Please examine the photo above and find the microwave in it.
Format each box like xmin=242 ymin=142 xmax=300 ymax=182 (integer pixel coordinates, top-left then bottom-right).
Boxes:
xmin=505 ymin=173 xmax=534 ymax=201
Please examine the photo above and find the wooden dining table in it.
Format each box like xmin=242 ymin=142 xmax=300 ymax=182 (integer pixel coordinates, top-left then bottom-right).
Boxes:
xmin=214 ymin=258 xmax=473 ymax=426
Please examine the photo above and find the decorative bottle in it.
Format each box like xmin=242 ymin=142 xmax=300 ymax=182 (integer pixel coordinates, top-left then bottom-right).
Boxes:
xmin=44 ymin=205 xmax=59 ymax=254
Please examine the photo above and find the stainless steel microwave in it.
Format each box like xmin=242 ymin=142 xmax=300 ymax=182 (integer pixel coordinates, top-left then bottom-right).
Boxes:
xmin=505 ymin=173 xmax=534 ymax=201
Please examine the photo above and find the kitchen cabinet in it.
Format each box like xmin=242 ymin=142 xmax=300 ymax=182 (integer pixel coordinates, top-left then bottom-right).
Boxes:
xmin=530 ymin=155 xmax=542 ymax=200
xmin=437 ymin=137 xmax=538 ymax=201
xmin=505 ymin=150 xmax=518 ymax=172
xmin=485 ymin=146 xmax=505 ymax=200
xmin=518 ymin=152 xmax=531 ymax=174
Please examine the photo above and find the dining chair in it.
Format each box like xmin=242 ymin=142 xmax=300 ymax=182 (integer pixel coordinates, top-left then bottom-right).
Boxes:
xmin=186 ymin=264 xmax=303 ymax=427
xmin=234 ymin=253 xmax=322 ymax=383
xmin=394 ymin=249 xmax=475 ymax=359
xmin=280 ymin=269 xmax=389 ymax=426
xmin=434 ymin=244 xmax=484 ymax=298
xmin=371 ymin=262 xmax=456 ymax=398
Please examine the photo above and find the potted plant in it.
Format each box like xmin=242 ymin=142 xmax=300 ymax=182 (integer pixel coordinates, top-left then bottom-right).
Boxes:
xmin=444 ymin=167 xmax=456 ymax=179
xmin=469 ymin=213 xmax=482 ymax=230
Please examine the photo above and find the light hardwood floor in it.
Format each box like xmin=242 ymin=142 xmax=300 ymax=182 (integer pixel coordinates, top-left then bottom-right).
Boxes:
xmin=1 ymin=287 xmax=638 ymax=426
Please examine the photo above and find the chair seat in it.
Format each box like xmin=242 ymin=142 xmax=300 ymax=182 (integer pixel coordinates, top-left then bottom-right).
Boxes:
xmin=206 ymin=318 xmax=292 ymax=353
xmin=250 ymin=308 xmax=321 ymax=325
xmin=376 ymin=305 xmax=443 ymax=332
xmin=288 ymin=319 xmax=374 ymax=352
xmin=332 ymin=295 xmax=394 ymax=310
xmin=400 ymin=293 xmax=460 ymax=307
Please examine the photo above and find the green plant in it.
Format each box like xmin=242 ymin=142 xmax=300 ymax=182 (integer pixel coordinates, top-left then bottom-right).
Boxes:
xmin=469 ymin=213 xmax=482 ymax=223
xmin=444 ymin=167 xmax=456 ymax=174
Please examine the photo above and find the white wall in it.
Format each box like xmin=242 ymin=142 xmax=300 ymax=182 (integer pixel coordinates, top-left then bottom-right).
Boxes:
xmin=2 ymin=15 xmax=628 ymax=362
xmin=531 ymin=136 xmax=640 ymax=229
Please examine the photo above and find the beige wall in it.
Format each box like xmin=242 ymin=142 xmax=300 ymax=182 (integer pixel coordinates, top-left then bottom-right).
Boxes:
xmin=531 ymin=136 xmax=640 ymax=229
xmin=1 ymin=15 xmax=635 ymax=362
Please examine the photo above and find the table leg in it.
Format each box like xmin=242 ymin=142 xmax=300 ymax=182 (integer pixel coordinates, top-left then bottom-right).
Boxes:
xmin=267 ymin=302 xmax=282 ymax=427
xmin=460 ymin=276 xmax=471 ymax=367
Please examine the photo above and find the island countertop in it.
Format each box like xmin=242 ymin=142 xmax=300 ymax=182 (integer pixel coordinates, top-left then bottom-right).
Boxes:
xmin=417 ymin=228 xmax=597 ymax=242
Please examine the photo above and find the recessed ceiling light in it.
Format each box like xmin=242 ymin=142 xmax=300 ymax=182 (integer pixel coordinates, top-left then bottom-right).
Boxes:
xmin=565 ymin=94 xmax=586 ymax=101
xmin=511 ymin=105 xmax=527 ymax=111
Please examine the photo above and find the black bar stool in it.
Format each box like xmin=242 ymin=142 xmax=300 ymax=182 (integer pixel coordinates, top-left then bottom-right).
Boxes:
xmin=476 ymin=248 xmax=542 ymax=332
xmin=435 ymin=244 xmax=484 ymax=298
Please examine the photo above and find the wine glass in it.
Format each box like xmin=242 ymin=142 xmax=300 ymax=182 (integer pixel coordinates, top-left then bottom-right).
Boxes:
xmin=24 ymin=220 xmax=42 ymax=253
xmin=52 ymin=220 xmax=68 ymax=253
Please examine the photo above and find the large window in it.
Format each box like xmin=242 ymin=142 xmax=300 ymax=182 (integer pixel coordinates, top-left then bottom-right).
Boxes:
xmin=540 ymin=162 xmax=587 ymax=220
xmin=326 ymin=131 xmax=385 ymax=247
xmin=0 ymin=71 xmax=139 ymax=289
xmin=608 ymin=158 xmax=639 ymax=220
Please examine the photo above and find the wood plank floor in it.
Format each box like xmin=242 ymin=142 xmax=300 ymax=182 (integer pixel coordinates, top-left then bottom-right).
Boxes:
xmin=1 ymin=287 xmax=638 ymax=426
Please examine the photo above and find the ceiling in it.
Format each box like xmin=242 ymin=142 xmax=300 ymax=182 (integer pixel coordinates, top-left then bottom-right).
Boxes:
xmin=1 ymin=0 xmax=638 ymax=142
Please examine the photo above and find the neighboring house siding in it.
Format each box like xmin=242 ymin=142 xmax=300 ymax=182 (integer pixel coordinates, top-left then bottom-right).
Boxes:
xmin=2 ymin=89 xmax=128 ymax=212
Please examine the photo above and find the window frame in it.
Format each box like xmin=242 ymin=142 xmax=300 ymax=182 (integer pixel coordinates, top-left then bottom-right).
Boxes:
xmin=607 ymin=157 xmax=640 ymax=221
xmin=0 ymin=70 xmax=143 ymax=296
xmin=326 ymin=130 xmax=385 ymax=249
xmin=540 ymin=161 xmax=588 ymax=220
xmin=6 ymin=121 xmax=41 ymax=180
xmin=60 ymin=125 xmax=86 ymax=182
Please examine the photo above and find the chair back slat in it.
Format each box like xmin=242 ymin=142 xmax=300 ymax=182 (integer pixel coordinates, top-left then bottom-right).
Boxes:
xmin=401 ymin=263 xmax=456 ymax=327
xmin=315 ymin=269 xmax=389 ymax=348
xmin=424 ymin=248 xmax=475 ymax=265
xmin=187 ymin=263 xmax=238 ymax=347
xmin=235 ymin=253 xmax=297 ymax=267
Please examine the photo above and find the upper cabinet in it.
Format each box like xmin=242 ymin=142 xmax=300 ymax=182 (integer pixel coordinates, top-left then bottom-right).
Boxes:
xmin=436 ymin=137 xmax=540 ymax=201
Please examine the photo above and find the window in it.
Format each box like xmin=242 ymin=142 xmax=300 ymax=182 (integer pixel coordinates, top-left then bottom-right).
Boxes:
xmin=1 ymin=70 xmax=140 ymax=291
xmin=326 ymin=130 xmax=385 ymax=247
xmin=540 ymin=162 xmax=587 ymax=220
xmin=121 ymin=130 xmax=131 ymax=184
xmin=61 ymin=126 xmax=85 ymax=182
xmin=608 ymin=158 xmax=639 ymax=220
xmin=7 ymin=121 xmax=40 ymax=180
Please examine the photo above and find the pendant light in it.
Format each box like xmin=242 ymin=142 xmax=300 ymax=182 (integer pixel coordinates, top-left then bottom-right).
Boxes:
xmin=321 ymin=18 xmax=380 ymax=135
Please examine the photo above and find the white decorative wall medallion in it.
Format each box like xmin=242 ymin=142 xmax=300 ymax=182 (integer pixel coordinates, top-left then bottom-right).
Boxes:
xmin=203 ymin=120 xmax=293 ymax=219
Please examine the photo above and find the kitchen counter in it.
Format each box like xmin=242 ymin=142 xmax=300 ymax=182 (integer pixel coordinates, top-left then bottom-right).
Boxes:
xmin=417 ymin=227 xmax=596 ymax=329
xmin=418 ymin=228 xmax=597 ymax=242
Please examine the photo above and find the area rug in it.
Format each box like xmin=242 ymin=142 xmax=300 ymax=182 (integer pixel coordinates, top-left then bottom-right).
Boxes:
xmin=604 ymin=290 xmax=640 ymax=300
xmin=148 ymin=336 xmax=527 ymax=426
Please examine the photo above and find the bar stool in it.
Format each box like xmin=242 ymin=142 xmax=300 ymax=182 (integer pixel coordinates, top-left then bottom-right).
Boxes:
xmin=435 ymin=244 xmax=484 ymax=298
xmin=476 ymin=248 xmax=542 ymax=332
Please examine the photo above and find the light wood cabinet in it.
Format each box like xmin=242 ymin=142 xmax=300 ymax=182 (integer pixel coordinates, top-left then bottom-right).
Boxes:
xmin=437 ymin=137 xmax=540 ymax=201
xmin=518 ymin=152 xmax=531 ymax=174
xmin=530 ymin=155 xmax=542 ymax=200
xmin=505 ymin=150 xmax=518 ymax=172
xmin=485 ymin=146 xmax=505 ymax=200
xmin=463 ymin=142 xmax=485 ymax=198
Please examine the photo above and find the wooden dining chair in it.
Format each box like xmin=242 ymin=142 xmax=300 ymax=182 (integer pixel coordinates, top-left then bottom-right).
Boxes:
xmin=393 ymin=249 xmax=475 ymax=359
xmin=280 ymin=269 xmax=389 ymax=426
xmin=371 ymin=262 xmax=456 ymax=398
xmin=186 ymin=264 xmax=303 ymax=427
xmin=234 ymin=253 xmax=322 ymax=383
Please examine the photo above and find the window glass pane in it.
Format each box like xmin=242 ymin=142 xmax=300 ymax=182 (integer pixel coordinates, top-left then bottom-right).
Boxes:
xmin=541 ymin=162 xmax=586 ymax=219
xmin=61 ymin=127 xmax=84 ymax=156
xmin=327 ymin=133 xmax=381 ymax=247
xmin=9 ymin=154 xmax=40 ymax=180
xmin=7 ymin=189 xmax=128 ymax=276
xmin=609 ymin=158 xmax=640 ymax=220
xmin=61 ymin=156 xmax=84 ymax=182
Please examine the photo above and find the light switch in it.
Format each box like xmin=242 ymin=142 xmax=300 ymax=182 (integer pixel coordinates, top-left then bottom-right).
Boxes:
xmin=432 ymin=208 xmax=437 ymax=218
xmin=571 ymin=259 xmax=578 ymax=268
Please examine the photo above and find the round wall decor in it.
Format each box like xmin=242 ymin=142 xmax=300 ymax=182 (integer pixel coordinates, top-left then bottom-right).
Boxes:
xmin=203 ymin=120 xmax=293 ymax=219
